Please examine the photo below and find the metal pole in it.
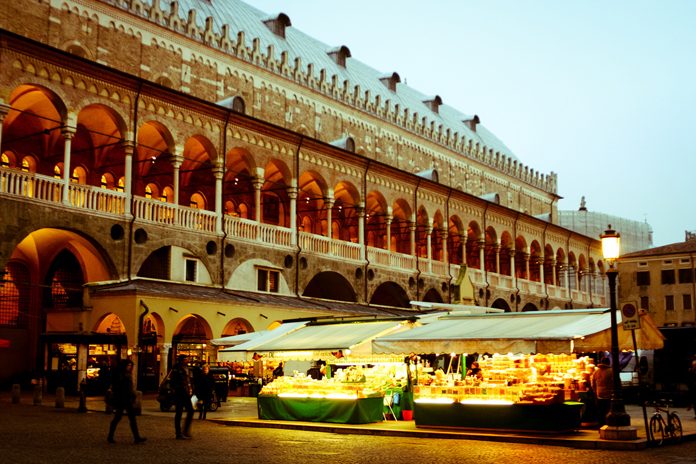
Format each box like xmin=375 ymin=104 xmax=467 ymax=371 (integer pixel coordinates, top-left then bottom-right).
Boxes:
xmin=606 ymin=268 xmax=630 ymax=426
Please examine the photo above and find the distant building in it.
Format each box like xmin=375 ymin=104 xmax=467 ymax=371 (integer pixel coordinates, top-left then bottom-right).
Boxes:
xmin=618 ymin=234 xmax=696 ymax=328
xmin=559 ymin=197 xmax=653 ymax=254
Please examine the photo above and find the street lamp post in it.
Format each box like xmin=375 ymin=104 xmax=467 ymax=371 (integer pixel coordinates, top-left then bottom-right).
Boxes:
xmin=600 ymin=225 xmax=631 ymax=427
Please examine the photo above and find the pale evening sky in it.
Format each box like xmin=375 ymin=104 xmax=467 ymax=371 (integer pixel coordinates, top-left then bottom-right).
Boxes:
xmin=246 ymin=1 xmax=696 ymax=247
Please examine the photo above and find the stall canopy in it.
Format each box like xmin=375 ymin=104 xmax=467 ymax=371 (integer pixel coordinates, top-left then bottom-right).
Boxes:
xmin=211 ymin=331 xmax=261 ymax=347
xmin=222 ymin=319 xmax=413 ymax=361
xmin=217 ymin=321 xmax=307 ymax=361
xmin=371 ymin=308 xmax=665 ymax=355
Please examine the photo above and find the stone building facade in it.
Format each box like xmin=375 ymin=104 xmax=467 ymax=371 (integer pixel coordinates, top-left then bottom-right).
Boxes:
xmin=0 ymin=0 xmax=607 ymax=391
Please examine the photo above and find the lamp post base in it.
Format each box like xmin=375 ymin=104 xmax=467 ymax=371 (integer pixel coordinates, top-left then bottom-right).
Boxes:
xmin=599 ymin=425 xmax=638 ymax=441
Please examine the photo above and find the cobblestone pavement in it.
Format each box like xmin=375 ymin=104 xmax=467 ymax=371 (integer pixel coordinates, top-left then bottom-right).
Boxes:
xmin=3 ymin=392 xmax=696 ymax=464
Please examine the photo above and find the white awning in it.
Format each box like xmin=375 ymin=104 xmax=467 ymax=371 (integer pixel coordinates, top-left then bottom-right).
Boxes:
xmin=217 ymin=321 xmax=307 ymax=361
xmin=221 ymin=320 xmax=412 ymax=361
xmin=211 ymin=331 xmax=259 ymax=347
xmin=371 ymin=308 xmax=665 ymax=355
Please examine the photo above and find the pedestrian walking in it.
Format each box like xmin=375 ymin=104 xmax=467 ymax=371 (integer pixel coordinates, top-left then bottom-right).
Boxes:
xmin=195 ymin=364 xmax=215 ymax=420
xmin=170 ymin=354 xmax=194 ymax=439
xmin=107 ymin=359 xmax=146 ymax=444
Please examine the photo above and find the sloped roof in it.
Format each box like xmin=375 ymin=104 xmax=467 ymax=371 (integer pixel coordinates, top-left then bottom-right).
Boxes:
xmin=622 ymin=240 xmax=696 ymax=259
xmin=144 ymin=0 xmax=519 ymax=162
xmin=87 ymin=278 xmax=420 ymax=317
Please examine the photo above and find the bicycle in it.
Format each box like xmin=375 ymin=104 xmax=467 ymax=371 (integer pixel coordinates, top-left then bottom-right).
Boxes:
xmin=647 ymin=400 xmax=682 ymax=445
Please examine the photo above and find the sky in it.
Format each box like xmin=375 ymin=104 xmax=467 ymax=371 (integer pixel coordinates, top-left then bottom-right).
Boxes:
xmin=245 ymin=0 xmax=696 ymax=248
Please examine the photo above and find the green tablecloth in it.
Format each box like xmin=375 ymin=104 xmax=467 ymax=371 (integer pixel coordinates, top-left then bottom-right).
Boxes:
xmin=257 ymin=396 xmax=384 ymax=424
xmin=414 ymin=401 xmax=583 ymax=432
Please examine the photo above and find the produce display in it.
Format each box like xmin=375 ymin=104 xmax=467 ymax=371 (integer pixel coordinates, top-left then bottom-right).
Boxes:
xmin=414 ymin=353 xmax=594 ymax=405
xmin=260 ymin=364 xmax=406 ymax=399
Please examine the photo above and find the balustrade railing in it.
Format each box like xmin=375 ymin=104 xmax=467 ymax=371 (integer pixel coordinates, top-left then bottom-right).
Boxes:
xmin=68 ymin=183 xmax=126 ymax=215
xmin=133 ymin=197 xmax=217 ymax=233
xmin=367 ymin=247 xmax=416 ymax=271
xmin=0 ymin=168 xmax=62 ymax=202
xmin=224 ymin=215 xmax=293 ymax=248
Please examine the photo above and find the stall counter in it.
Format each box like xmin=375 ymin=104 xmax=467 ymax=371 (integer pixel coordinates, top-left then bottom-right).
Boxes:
xmin=257 ymin=395 xmax=384 ymax=424
xmin=414 ymin=401 xmax=583 ymax=432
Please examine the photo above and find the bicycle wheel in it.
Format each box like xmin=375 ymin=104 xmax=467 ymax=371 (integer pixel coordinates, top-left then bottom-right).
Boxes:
xmin=668 ymin=413 xmax=682 ymax=442
xmin=649 ymin=414 xmax=665 ymax=446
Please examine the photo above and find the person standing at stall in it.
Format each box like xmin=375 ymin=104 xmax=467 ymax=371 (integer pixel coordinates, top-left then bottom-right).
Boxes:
xmin=170 ymin=355 xmax=194 ymax=439
xmin=591 ymin=357 xmax=614 ymax=427
xmin=194 ymin=363 xmax=215 ymax=420
xmin=107 ymin=359 xmax=146 ymax=444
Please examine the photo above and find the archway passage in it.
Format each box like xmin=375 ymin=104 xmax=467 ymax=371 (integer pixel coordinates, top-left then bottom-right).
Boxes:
xmin=369 ymin=281 xmax=410 ymax=308
xmin=172 ymin=314 xmax=213 ymax=366
xmin=491 ymin=298 xmax=511 ymax=312
xmin=521 ymin=302 xmax=539 ymax=312
xmin=422 ymin=288 xmax=443 ymax=303
xmin=303 ymin=271 xmax=356 ymax=302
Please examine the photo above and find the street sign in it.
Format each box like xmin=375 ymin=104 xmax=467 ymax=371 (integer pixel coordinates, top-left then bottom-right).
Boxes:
xmin=621 ymin=302 xmax=641 ymax=330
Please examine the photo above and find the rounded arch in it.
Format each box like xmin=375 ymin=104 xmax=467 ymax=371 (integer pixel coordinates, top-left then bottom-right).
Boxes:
xmin=515 ymin=235 xmax=529 ymax=279
xmin=484 ymin=226 xmax=498 ymax=272
xmin=529 ymin=240 xmax=542 ymax=282
xmin=332 ymin=181 xmax=360 ymax=242
xmin=262 ymin=159 xmax=292 ymax=227
xmin=303 ymin=271 xmax=356 ymax=302
xmin=422 ymin=287 xmax=443 ymax=303
xmin=222 ymin=317 xmax=254 ymax=337
xmin=180 ymin=135 xmax=216 ymax=210
xmin=498 ymin=231 xmax=514 ymax=276
xmin=544 ymin=244 xmax=556 ymax=285
xmin=521 ymin=302 xmax=539 ymax=312
xmin=466 ymin=220 xmax=482 ymax=269
xmin=365 ymin=191 xmax=388 ymax=249
xmin=447 ymin=215 xmax=465 ymax=265
xmin=415 ymin=206 xmax=430 ymax=258
xmin=369 ymin=281 xmax=410 ymax=308
xmin=491 ymin=298 xmax=511 ymax=312
xmin=135 ymin=120 xmax=175 ymax=197
xmin=93 ymin=313 xmax=127 ymax=335
xmin=431 ymin=210 xmax=445 ymax=261
xmin=298 ymin=170 xmax=329 ymax=235
xmin=4 ymin=84 xmax=68 ymax=175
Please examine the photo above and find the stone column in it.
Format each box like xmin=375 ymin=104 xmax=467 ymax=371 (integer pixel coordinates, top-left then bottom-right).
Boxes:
xmin=385 ymin=215 xmax=393 ymax=251
xmin=510 ymin=250 xmax=517 ymax=281
xmin=214 ymin=161 xmax=224 ymax=234
xmin=460 ymin=234 xmax=467 ymax=265
xmin=171 ymin=146 xmax=184 ymax=206
xmin=122 ymin=139 xmax=134 ymax=216
xmin=478 ymin=239 xmax=485 ymax=270
xmin=160 ymin=343 xmax=171 ymax=384
xmin=253 ymin=177 xmax=264 ymax=222
xmin=494 ymin=245 xmax=501 ymax=274
xmin=425 ymin=223 xmax=433 ymax=273
xmin=524 ymin=253 xmax=530 ymax=280
xmin=441 ymin=229 xmax=449 ymax=264
xmin=357 ymin=203 xmax=366 ymax=259
xmin=61 ymin=124 xmax=77 ymax=205
xmin=287 ymin=183 xmax=298 ymax=246
xmin=409 ymin=219 xmax=417 ymax=257
xmin=324 ymin=195 xmax=334 ymax=238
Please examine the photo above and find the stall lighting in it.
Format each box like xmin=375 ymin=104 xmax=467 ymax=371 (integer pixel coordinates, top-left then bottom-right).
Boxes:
xmin=414 ymin=398 xmax=455 ymax=404
xmin=459 ymin=399 xmax=514 ymax=405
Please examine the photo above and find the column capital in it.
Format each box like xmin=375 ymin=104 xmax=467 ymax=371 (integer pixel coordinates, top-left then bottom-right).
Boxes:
xmin=61 ymin=126 xmax=77 ymax=138
xmin=286 ymin=186 xmax=298 ymax=199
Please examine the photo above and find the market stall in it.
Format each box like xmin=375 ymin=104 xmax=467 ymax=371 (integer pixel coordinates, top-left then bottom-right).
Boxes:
xmin=371 ymin=308 xmax=665 ymax=432
xmin=232 ymin=318 xmax=415 ymax=424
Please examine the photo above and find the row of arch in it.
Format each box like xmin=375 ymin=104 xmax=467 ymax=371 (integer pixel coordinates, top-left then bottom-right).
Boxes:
xmin=1 ymin=83 xmax=602 ymax=281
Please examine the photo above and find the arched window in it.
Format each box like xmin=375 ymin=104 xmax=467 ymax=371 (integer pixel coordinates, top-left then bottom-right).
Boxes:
xmin=53 ymin=164 xmax=63 ymax=179
xmin=71 ymin=166 xmax=87 ymax=184
xmin=0 ymin=261 xmax=30 ymax=328
xmin=161 ymin=186 xmax=173 ymax=203
xmin=44 ymin=250 xmax=84 ymax=309
xmin=189 ymin=192 xmax=205 ymax=209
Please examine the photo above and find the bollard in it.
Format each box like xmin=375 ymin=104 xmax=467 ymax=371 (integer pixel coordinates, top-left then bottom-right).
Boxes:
xmin=133 ymin=390 xmax=142 ymax=416
xmin=11 ymin=384 xmax=20 ymax=404
xmin=55 ymin=387 xmax=65 ymax=408
xmin=78 ymin=379 xmax=87 ymax=413
xmin=32 ymin=382 xmax=42 ymax=406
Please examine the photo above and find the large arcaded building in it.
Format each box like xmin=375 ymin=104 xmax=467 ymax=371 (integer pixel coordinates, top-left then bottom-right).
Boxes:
xmin=0 ymin=0 xmax=608 ymax=391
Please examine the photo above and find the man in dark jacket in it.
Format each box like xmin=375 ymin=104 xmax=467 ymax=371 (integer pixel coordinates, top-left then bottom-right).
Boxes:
xmin=107 ymin=359 xmax=146 ymax=444
xmin=170 ymin=355 xmax=194 ymax=439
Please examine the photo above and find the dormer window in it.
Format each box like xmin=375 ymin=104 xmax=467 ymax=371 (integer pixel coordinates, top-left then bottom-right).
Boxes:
xmin=379 ymin=72 xmax=401 ymax=92
xmin=327 ymin=45 xmax=351 ymax=68
xmin=463 ymin=115 xmax=480 ymax=132
xmin=262 ymin=13 xmax=292 ymax=38
xmin=423 ymin=95 xmax=442 ymax=114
